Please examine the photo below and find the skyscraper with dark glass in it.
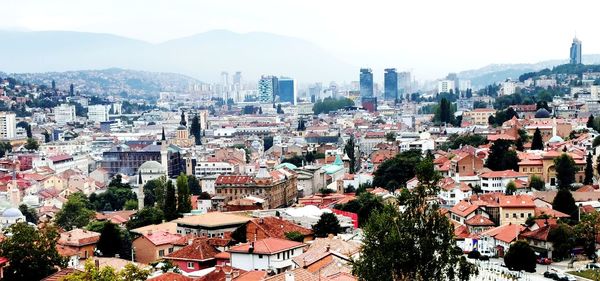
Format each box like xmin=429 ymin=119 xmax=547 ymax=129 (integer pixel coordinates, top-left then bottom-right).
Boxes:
xmin=359 ymin=68 xmax=373 ymax=98
xmin=277 ymin=77 xmax=296 ymax=105
xmin=384 ymin=68 xmax=398 ymax=101
xmin=570 ymin=37 xmax=582 ymax=65
xmin=258 ymin=75 xmax=278 ymax=103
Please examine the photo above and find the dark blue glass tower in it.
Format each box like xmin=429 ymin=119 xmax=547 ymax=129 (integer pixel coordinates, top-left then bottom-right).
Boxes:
xmin=384 ymin=68 xmax=398 ymax=101
xmin=360 ymin=68 xmax=373 ymax=98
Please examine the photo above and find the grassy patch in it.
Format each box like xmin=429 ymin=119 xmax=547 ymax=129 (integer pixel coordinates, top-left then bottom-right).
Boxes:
xmin=569 ymin=269 xmax=600 ymax=280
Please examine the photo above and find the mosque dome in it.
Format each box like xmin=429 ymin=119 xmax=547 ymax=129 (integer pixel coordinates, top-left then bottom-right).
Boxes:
xmin=2 ymin=208 xmax=23 ymax=218
xmin=534 ymin=108 xmax=551 ymax=118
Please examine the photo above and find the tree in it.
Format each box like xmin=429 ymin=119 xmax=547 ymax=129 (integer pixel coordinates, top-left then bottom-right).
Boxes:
xmin=276 ymin=104 xmax=284 ymax=114
xmin=344 ymin=135 xmax=357 ymax=174
xmin=435 ymin=97 xmax=454 ymax=124
xmin=312 ymin=212 xmax=341 ymax=237
xmin=64 ymin=260 xmax=150 ymax=281
xmin=263 ymin=136 xmax=273 ymax=151
xmin=143 ymin=177 xmax=166 ymax=209
xmin=126 ymin=207 xmax=164 ymax=230
xmin=585 ymin=152 xmax=594 ymax=185
xmin=190 ymin=115 xmax=202 ymax=145
xmin=312 ymin=97 xmax=355 ymax=114
xmin=97 ymin=222 xmax=123 ymax=258
xmin=55 ymin=192 xmax=95 ymax=230
xmin=70 ymin=83 xmax=75 ymax=96
xmin=485 ymin=139 xmax=519 ymax=171
xmin=0 ymin=223 xmax=66 ymax=281
xmin=529 ymin=175 xmax=545 ymax=191
xmin=176 ymin=173 xmax=192 ymax=214
xmin=0 ymin=141 xmax=12 ymax=157
xmin=588 ymin=115 xmax=595 ymax=128
xmin=515 ymin=136 xmax=524 ymax=151
xmin=554 ymin=153 xmax=577 ymax=190
xmin=373 ymin=150 xmax=422 ymax=189
xmin=164 ymin=180 xmax=177 ymax=221
xmin=504 ymin=240 xmax=536 ymax=272
xmin=575 ymin=211 xmax=600 ymax=260
xmin=505 ymin=181 xmax=517 ymax=195
xmin=594 ymin=135 xmax=600 ymax=147
xmin=123 ymin=199 xmax=138 ymax=210
xmin=531 ymin=127 xmax=544 ymax=150
xmin=24 ymin=137 xmax=39 ymax=150
xmin=552 ymin=189 xmax=578 ymax=220
xmin=284 ymin=231 xmax=305 ymax=242
xmin=161 ymin=127 xmax=166 ymax=141
xmin=353 ymin=158 xmax=478 ymax=281
xmin=188 ymin=175 xmax=201 ymax=195
xmin=385 ymin=132 xmax=396 ymax=142
xmin=231 ymin=224 xmax=247 ymax=243
xmin=548 ymin=224 xmax=575 ymax=261
xmin=18 ymin=204 xmax=38 ymax=223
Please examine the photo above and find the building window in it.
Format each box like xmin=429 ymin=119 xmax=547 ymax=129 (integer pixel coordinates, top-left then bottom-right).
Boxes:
xmin=259 ymin=254 xmax=263 ymax=259
xmin=169 ymin=247 xmax=174 ymax=254
xmin=187 ymin=262 xmax=194 ymax=269
xmin=505 ymin=213 xmax=509 ymax=218
xmin=159 ymin=250 xmax=165 ymax=257
xmin=512 ymin=213 xmax=517 ymax=218
xmin=520 ymin=213 xmax=524 ymax=218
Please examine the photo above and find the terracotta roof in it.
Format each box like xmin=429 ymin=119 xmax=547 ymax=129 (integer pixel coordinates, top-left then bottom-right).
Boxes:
xmin=58 ymin=229 xmax=101 ymax=247
xmin=142 ymin=231 xmax=185 ymax=246
xmin=42 ymin=268 xmax=82 ymax=281
xmin=449 ymin=201 xmax=479 ymax=218
xmin=249 ymin=217 xmax=313 ymax=240
xmin=165 ymin=238 xmax=220 ymax=261
xmin=147 ymin=272 xmax=195 ymax=281
xmin=520 ymin=224 xmax=558 ymax=242
xmin=215 ymin=251 xmax=231 ymax=259
xmin=465 ymin=214 xmax=495 ymax=226
xmin=215 ymin=175 xmax=253 ymax=185
xmin=534 ymin=207 xmax=570 ymax=218
xmin=326 ymin=272 xmax=357 ymax=281
xmin=480 ymin=170 xmax=526 ymax=178
xmin=235 ymin=271 xmax=269 ymax=281
xmin=479 ymin=224 xmax=525 ymax=243
xmin=263 ymin=268 xmax=320 ymax=281
xmin=228 ymin=237 xmax=304 ymax=255
xmin=498 ymin=194 xmax=535 ymax=208
xmin=130 ymin=222 xmax=178 ymax=235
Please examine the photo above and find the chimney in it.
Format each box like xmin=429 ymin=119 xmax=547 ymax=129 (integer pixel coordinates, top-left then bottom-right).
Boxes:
xmin=284 ymin=272 xmax=295 ymax=281
xmin=94 ymin=259 xmax=100 ymax=269
xmin=325 ymin=244 xmax=330 ymax=252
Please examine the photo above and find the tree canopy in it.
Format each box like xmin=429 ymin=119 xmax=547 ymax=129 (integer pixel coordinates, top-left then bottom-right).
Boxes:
xmin=312 ymin=212 xmax=341 ymax=238
xmin=485 ymin=139 xmax=519 ymax=171
xmin=312 ymin=97 xmax=354 ymax=114
xmin=504 ymin=240 xmax=536 ymax=272
xmin=373 ymin=150 xmax=422 ymax=190
xmin=531 ymin=128 xmax=544 ymax=150
xmin=55 ymin=192 xmax=95 ymax=231
xmin=554 ymin=153 xmax=577 ymax=190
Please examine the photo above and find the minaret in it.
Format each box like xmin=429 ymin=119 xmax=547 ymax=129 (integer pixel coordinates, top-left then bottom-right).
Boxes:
xmin=137 ymin=171 xmax=145 ymax=210
xmin=8 ymin=159 xmax=21 ymax=207
xmin=180 ymin=110 xmax=187 ymax=127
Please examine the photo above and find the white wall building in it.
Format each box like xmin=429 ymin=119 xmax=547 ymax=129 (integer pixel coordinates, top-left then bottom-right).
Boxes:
xmin=437 ymin=80 xmax=455 ymax=94
xmin=195 ymin=161 xmax=235 ymax=176
xmin=480 ymin=170 xmax=528 ymax=193
xmin=87 ymin=104 xmax=110 ymax=123
xmin=0 ymin=112 xmax=16 ymax=139
xmin=228 ymin=238 xmax=304 ymax=273
xmin=54 ymin=104 xmax=76 ymax=124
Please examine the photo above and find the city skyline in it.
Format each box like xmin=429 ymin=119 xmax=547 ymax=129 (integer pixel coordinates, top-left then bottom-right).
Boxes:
xmin=1 ymin=0 xmax=599 ymax=80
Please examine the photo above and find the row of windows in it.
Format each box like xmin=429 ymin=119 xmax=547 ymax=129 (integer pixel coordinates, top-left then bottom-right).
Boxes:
xmin=505 ymin=212 xmax=532 ymax=219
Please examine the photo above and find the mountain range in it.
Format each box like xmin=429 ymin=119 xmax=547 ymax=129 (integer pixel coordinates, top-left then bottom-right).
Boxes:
xmin=0 ymin=30 xmax=354 ymax=83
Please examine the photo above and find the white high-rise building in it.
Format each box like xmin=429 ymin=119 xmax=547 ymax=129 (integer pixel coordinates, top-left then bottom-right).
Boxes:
xmin=87 ymin=104 xmax=110 ymax=123
xmin=54 ymin=104 xmax=76 ymax=124
xmin=437 ymin=80 xmax=455 ymax=94
xmin=0 ymin=112 xmax=16 ymax=140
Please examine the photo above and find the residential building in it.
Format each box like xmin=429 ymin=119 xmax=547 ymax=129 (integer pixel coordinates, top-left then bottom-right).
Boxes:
xmin=195 ymin=161 xmax=236 ymax=176
xmin=54 ymin=104 xmax=76 ymax=124
xmin=56 ymin=228 xmax=101 ymax=261
xmin=0 ymin=112 xmax=16 ymax=139
xmin=462 ymin=108 xmax=495 ymax=126
xmin=437 ymin=80 xmax=455 ymax=94
xmin=498 ymin=194 xmax=535 ymax=225
xmin=518 ymin=150 xmax=585 ymax=188
xmin=477 ymin=223 xmax=525 ymax=257
xmin=174 ymin=212 xmax=250 ymax=237
xmin=132 ymin=231 xmax=186 ymax=264
xmin=384 ymin=68 xmax=398 ymax=101
xmin=244 ymin=216 xmax=313 ymax=243
xmin=359 ymin=68 xmax=373 ymax=98
xmin=480 ymin=170 xmax=528 ymax=193
xmin=87 ymin=104 xmax=110 ymax=123
xmin=100 ymin=142 xmax=184 ymax=178
xmin=228 ymin=237 xmax=305 ymax=273
xmin=164 ymin=238 xmax=220 ymax=273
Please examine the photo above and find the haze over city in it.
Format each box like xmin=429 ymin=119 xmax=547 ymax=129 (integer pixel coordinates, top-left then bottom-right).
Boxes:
xmin=1 ymin=0 xmax=599 ymax=81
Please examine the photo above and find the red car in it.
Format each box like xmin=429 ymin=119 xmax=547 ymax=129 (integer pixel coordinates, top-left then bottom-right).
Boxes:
xmin=537 ymin=257 xmax=552 ymax=265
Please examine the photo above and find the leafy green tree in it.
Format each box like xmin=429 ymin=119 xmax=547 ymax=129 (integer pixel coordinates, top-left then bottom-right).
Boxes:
xmin=485 ymin=139 xmax=519 ymax=171
xmin=373 ymin=150 xmax=422 ymax=189
xmin=588 ymin=115 xmax=595 ymax=128
xmin=143 ymin=177 xmax=166 ymax=209
xmin=312 ymin=97 xmax=355 ymax=114
xmin=312 ymin=212 xmax=341 ymax=237
xmin=442 ymin=134 xmax=487 ymax=150
xmin=126 ymin=207 xmax=164 ymax=229
xmin=97 ymin=222 xmax=123 ymax=257
xmin=554 ymin=153 xmax=577 ymax=189
xmin=552 ymin=189 xmax=577 ymax=220
xmin=176 ymin=173 xmax=192 ymax=214
xmin=190 ymin=114 xmax=202 ymax=145
xmin=164 ymin=180 xmax=177 ymax=221
xmin=575 ymin=212 xmax=600 ymax=260
xmin=593 ymin=135 xmax=600 ymax=147
xmin=188 ymin=175 xmax=201 ymax=195
xmin=24 ymin=137 xmax=39 ymax=150
xmin=504 ymin=240 xmax=537 ymax=272
xmin=435 ymin=97 xmax=454 ymax=124
xmin=284 ymin=231 xmax=305 ymax=242
xmin=64 ymin=260 xmax=118 ymax=281
xmin=353 ymin=158 xmax=477 ymax=281
xmin=276 ymin=104 xmax=284 ymax=114
xmin=548 ymin=224 xmax=575 ymax=261
xmin=18 ymin=204 xmax=38 ymax=223
xmin=505 ymin=181 xmax=517 ymax=195
xmin=344 ymin=135 xmax=357 ymax=174
xmin=263 ymin=136 xmax=273 ymax=151
xmin=297 ymin=117 xmax=306 ymax=131
xmin=531 ymin=128 xmax=544 ymax=150
xmin=529 ymin=175 xmax=545 ymax=191
xmin=55 ymin=192 xmax=95 ymax=230
xmin=585 ymin=152 xmax=594 ymax=185
xmin=123 ymin=199 xmax=138 ymax=210
xmin=0 ymin=223 xmax=66 ymax=281
xmin=0 ymin=141 xmax=12 ymax=157
xmin=385 ymin=132 xmax=396 ymax=142
xmin=231 ymin=224 xmax=247 ymax=243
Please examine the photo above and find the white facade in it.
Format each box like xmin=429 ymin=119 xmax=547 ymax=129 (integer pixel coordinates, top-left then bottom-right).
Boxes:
xmin=500 ymin=80 xmax=517 ymax=96
xmin=480 ymin=173 xmax=528 ymax=193
xmin=0 ymin=112 xmax=16 ymax=139
xmin=87 ymin=104 xmax=110 ymax=123
xmin=437 ymin=80 xmax=455 ymax=94
xmin=195 ymin=162 xmax=235 ymax=176
xmin=439 ymin=187 xmax=472 ymax=206
xmin=230 ymin=247 xmax=302 ymax=273
xmin=54 ymin=104 xmax=76 ymax=124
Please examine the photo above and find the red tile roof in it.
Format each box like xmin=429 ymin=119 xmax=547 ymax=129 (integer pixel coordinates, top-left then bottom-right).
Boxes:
xmin=215 ymin=175 xmax=253 ymax=185
xmin=449 ymin=201 xmax=479 ymax=218
xmin=534 ymin=207 xmax=570 ymax=218
xmin=228 ymin=237 xmax=304 ymax=255
xmin=166 ymin=238 xmax=220 ymax=262
xmin=249 ymin=217 xmax=313 ymax=240
xmin=42 ymin=268 xmax=82 ymax=281
xmin=58 ymin=229 xmax=101 ymax=247
xmin=480 ymin=170 xmax=526 ymax=178
xmin=498 ymin=194 xmax=535 ymax=208
xmin=465 ymin=214 xmax=495 ymax=226
xmin=147 ymin=272 xmax=195 ymax=281
xmin=480 ymin=224 xmax=524 ymax=243
xmin=143 ymin=231 xmax=185 ymax=246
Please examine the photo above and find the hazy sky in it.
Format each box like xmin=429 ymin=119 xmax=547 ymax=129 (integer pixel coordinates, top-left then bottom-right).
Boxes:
xmin=1 ymin=0 xmax=598 ymax=80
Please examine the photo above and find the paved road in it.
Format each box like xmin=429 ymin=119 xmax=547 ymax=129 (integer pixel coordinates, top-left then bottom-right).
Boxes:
xmin=472 ymin=258 xmax=589 ymax=281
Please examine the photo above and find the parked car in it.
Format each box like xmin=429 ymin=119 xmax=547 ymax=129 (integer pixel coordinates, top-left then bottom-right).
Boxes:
xmin=585 ymin=263 xmax=600 ymax=269
xmin=543 ymin=271 xmax=558 ymax=279
xmin=559 ymin=276 xmax=576 ymax=281
xmin=537 ymin=257 xmax=552 ymax=265
xmin=478 ymin=255 xmax=490 ymax=261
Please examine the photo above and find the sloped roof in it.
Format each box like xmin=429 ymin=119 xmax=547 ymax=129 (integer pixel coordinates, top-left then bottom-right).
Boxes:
xmin=480 ymin=223 xmax=524 ymax=243
xmin=166 ymin=238 xmax=219 ymax=262
xmin=449 ymin=201 xmax=479 ymax=218
xmin=465 ymin=214 xmax=495 ymax=226
xmin=249 ymin=217 xmax=313 ymax=240
xmin=228 ymin=237 xmax=304 ymax=255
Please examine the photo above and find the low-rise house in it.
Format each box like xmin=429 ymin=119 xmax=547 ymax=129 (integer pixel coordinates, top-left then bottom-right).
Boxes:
xmin=228 ymin=237 xmax=305 ymax=273
xmin=174 ymin=212 xmax=250 ymax=238
xmin=245 ymin=216 xmax=313 ymax=243
xmin=57 ymin=228 xmax=101 ymax=261
xmin=448 ymin=201 xmax=480 ymax=224
xmin=519 ymin=220 xmax=559 ymax=259
xmin=479 ymin=170 xmax=528 ymax=193
xmin=132 ymin=231 xmax=186 ymax=264
xmin=477 ymin=223 xmax=524 ymax=257
xmin=164 ymin=238 xmax=220 ymax=273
